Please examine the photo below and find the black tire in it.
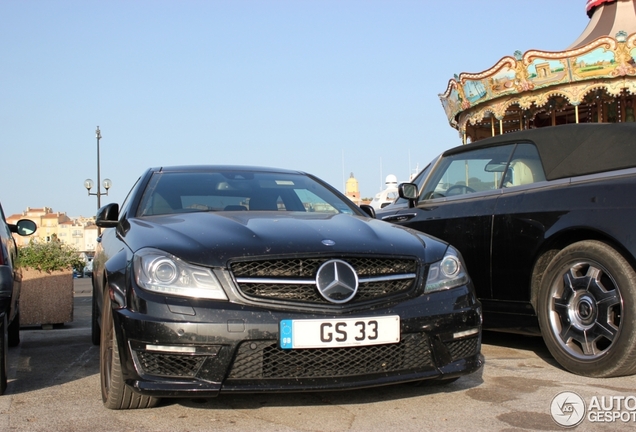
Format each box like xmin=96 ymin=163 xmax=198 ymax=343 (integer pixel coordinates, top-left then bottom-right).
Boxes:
xmin=538 ymin=240 xmax=636 ymax=377
xmin=0 ymin=314 xmax=7 ymax=395
xmin=8 ymin=310 xmax=20 ymax=347
xmin=100 ymin=291 xmax=159 ymax=409
xmin=91 ymin=284 xmax=100 ymax=346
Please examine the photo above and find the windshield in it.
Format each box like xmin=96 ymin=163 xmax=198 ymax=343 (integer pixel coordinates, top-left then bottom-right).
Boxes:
xmin=137 ymin=170 xmax=358 ymax=216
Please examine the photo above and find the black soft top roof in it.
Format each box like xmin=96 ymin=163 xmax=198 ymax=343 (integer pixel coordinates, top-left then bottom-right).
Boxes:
xmin=444 ymin=123 xmax=636 ymax=181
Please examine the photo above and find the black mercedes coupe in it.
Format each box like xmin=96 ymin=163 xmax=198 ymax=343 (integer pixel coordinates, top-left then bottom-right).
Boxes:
xmin=379 ymin=123 xmax=636 ymax=379
xmin=91 ymin=165 xmax=483 ymax=409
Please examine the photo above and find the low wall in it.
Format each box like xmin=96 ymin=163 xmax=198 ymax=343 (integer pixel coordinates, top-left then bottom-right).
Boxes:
xmin=20 ymin=269 xmax=74 ymax=326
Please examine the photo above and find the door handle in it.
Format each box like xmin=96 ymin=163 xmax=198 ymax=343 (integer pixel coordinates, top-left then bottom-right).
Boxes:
xmin=381 ymin=213 xmax=417 ymax=222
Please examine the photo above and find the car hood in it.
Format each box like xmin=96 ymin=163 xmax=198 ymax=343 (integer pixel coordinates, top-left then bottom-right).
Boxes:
xmin=121 ymin=212 xmax=448 ymax=266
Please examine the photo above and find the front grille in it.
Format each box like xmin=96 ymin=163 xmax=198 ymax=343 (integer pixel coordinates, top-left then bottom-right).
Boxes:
xmin=136 ymin=351 xmax=206 ymax=378
xmin=228 ymin=333 xmax=433 ymax=379
xmin=445 ymin=337 xmax=480 ymax=361
xmin=231 ymin=257 xmax=417 ymax=278
xmin=238 ymin=279 xmax=414 ymax=303
xmin=231 ymin=257 xmax=418 ymax=305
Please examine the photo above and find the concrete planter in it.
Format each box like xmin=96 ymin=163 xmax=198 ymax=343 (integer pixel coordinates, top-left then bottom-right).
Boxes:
xmin=20 ymin=269 xmax=74 ymax=327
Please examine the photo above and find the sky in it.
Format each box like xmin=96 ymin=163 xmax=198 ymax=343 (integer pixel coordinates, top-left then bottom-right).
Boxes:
xmin=1 ymin=0 xmax=590 ymax=218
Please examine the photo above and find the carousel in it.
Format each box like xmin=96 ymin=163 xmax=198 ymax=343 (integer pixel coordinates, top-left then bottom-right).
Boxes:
xmin=440 ymin=0 xmax=636 ymax=143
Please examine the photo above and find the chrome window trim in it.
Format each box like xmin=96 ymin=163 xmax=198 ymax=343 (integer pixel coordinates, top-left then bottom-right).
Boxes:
xmin=569 ymin=166 xmax=636 ymax=184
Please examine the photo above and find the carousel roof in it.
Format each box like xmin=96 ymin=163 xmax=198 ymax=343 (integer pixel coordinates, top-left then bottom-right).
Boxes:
xmin=570 ymin=0 xmax=636 ymax=48
xmin=439 ymin=0 xmax=636 ymax=142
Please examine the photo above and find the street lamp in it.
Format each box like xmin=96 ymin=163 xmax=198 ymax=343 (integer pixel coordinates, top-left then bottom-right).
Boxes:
xmin=84 ymin=126 xmax=112 ymax=210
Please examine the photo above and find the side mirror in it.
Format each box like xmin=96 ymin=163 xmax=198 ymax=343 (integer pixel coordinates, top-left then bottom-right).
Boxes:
xmin=359 ymin=204 xmax=376 ymax=219
xmin=96 ymin=203 xmax=120 ymax=228
xmin=10 ymin=219 xmax=37 ymax=236
xmin=398 ymin=183 xmax=418 ymax=207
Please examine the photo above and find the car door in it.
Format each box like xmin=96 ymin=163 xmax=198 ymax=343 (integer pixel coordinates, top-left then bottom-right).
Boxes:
xmin=491 ymin=143 xmax=549 ymax=303
xmin=382 ymin=144 xmax=516 ymax=300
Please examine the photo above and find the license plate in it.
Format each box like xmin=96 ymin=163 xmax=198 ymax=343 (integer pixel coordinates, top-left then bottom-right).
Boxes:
xmin=279 ymin=316 xmax=400 ymax=349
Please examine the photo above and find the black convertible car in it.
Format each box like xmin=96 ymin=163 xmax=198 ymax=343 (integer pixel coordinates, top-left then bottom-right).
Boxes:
xmin=379 ymin=123 xmax=636 ymax=378
xmin=92 ymin=165 xmax=482 ymax=409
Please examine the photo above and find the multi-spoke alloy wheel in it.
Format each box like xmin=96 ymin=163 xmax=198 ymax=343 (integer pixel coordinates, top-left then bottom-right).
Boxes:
xmin=549 ymin=261 xmax=621 ymax=358
xmin=538 ymin=241 xmax=636 ymax=377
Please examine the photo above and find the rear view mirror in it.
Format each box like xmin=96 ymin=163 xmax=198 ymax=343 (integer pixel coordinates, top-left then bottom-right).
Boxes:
xmin=485 ymin=162 xmax=507 ymax=173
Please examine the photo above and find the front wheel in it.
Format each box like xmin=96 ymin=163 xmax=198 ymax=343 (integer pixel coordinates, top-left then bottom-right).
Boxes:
xmin=538 ymin=240 xmax=636 ymax=377
xmin=100 ymin=291 xmax=159 ymax=409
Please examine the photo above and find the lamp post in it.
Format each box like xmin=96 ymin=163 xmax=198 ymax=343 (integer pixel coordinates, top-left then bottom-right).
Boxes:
xmin=84 ymin=126 xmax=112 ymax=211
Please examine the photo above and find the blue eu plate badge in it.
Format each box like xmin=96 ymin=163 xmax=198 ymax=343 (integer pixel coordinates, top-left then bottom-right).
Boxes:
xmin=280 ymin=319 xmax=293 ymax=349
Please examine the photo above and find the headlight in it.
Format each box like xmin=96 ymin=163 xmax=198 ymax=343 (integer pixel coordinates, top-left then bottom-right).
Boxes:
xmin=133 ymin=248 xmax=228 ymax=300
xmin=425 ymin=246 xmax=469 ymax=293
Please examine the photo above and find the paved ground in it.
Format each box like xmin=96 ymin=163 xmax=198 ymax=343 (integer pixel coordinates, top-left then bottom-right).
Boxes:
xmin=1 ymin=278 xmax=635 ymax=431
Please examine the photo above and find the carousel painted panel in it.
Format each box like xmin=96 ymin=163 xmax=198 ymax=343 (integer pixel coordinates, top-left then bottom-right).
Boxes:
xmin=464 ymin=79 xmax=488 ymax=104
xmin=440 ymin=84 xmax=462 ymax=123
xmin=446 ymin=68 xmax=517 ymax=115
xmin=527 ymin=58 xmax=569 ymax=88
xmin=571 ymin=46 xmax=618 ymax=80
xmin=486 ymin=67 xmax=517 ymax=98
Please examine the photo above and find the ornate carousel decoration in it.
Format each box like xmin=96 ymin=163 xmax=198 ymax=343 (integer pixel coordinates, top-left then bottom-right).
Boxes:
xmin=440 ymin=0 xmax=636 ymax=143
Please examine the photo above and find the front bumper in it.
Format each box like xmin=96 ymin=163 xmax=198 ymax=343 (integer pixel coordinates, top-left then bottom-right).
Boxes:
xmin=113 ymin=286 xmax=483 ymax=398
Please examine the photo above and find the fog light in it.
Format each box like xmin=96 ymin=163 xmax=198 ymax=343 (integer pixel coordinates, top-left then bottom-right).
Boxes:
xmin=130 ymin=340 xmax=221 ymax=356
xmin=145 ymin=344 xmax=197 ymax=353
xmin=452 ymin=328 xmax=479 ymax=339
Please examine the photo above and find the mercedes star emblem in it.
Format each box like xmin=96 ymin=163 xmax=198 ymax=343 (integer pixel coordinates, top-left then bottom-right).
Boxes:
xmin=315 ymin=259 xmax=359 ymax=304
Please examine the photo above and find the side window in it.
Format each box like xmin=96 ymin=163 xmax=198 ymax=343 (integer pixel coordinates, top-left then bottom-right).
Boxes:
xmin=503 ymin=143 xmax=545 ymax=188
xmin=420 ymin=144 xmax=516 ymax=201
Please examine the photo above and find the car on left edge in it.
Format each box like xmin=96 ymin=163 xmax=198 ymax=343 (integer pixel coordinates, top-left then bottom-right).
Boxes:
xmin=91 ymin=165 xmax=483 ymax=409
xmin=0 ymin=203 xmax=36 ymax=394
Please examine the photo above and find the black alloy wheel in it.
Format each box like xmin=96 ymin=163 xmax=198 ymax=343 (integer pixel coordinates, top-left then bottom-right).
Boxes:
xmin=538 ymin=240 xmax=636 ymax=377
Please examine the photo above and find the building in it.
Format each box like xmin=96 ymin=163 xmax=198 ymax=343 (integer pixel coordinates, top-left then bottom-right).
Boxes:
xmin=7 ymin=207 xmax=98 ymax=258
xmin=344 ymin=172 xmax=361 ymax=205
